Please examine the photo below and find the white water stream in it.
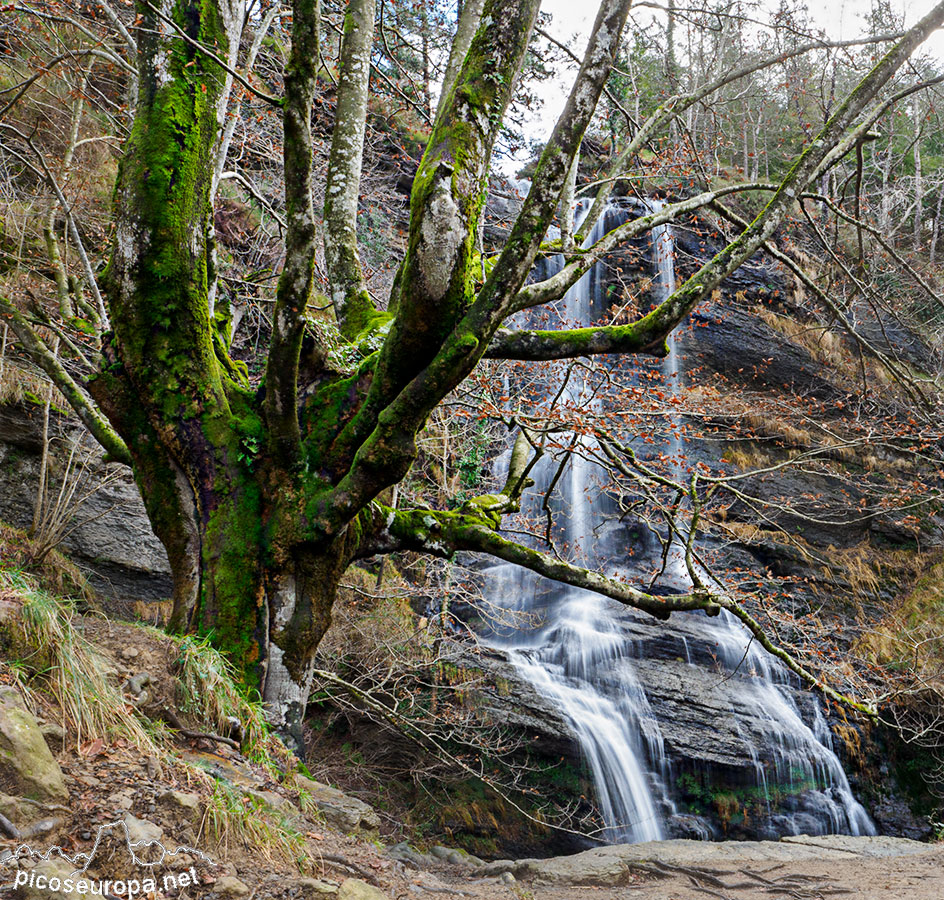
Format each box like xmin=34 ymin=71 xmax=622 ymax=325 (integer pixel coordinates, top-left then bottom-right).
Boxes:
xmin=481 ymin=197 xmax=874 ymax=842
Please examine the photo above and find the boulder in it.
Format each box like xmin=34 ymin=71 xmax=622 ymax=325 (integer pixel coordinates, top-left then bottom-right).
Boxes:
xmin=294 ymin=776 xmax=379 ymax=833
xmin=0 ymin=687 xmax=68 ymax=802
xmin=0 ymin=402 xmax=172 ymax=606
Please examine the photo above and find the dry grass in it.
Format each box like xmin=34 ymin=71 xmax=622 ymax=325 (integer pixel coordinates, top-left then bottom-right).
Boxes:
xmin=756 ymin=307 xmax=845 ymax=367
xmin=721 ymin=444 xmax=774 ymax=471
xmin=0 ymin=520 xmax=92 ymax=599
xmin=0 ymin=568 xmax=155 ymax=749
xmin=173 ymin=633 xmax=293 ymax=769
xmin=197 ymin=778 xmax=309 ymax=869
xmin=857 ymin=553 xmax=944 ymax=679
xmin=0 ymin=358 xmax=59 ymax=409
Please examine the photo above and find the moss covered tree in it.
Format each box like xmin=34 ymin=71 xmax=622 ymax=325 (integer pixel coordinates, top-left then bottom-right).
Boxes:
xmin=3 ymin=0 xmax=944 ymax=748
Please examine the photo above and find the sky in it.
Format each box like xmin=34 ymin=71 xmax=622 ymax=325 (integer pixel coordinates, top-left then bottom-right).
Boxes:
xmin=506 ymin=0 xmax=944 ymax=171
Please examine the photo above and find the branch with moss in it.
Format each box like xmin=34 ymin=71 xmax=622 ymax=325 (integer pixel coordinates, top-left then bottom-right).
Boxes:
xmin=0 ymin=296 xmax=130 ymax=464
xmin=323 ymin=0 xmax=377 ymax=338
xmin=264 ymin=0 xmax=328 ymax=468
xmin=488 ymin=8 xmax=944 ymax=365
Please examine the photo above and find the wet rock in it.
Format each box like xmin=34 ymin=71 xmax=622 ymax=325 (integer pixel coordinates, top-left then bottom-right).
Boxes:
xmin=451 ymin=649 xmax=579 ymax=760
xmin=294 ymin=776 xmax=379 ymax=832
xmin=856 ymin=797 xmax=932 ymax=842
xmin=687 ymin=303 xmax=839 ymax=401
xmin=336 ymin=880 xmax=389 ymax=900
xmin=0 ymin=687 xmax=68 ymax=802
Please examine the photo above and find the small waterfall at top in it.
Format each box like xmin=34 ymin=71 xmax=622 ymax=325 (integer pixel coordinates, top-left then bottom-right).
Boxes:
xmin=480 ymin=194 xmax=875 ymax=843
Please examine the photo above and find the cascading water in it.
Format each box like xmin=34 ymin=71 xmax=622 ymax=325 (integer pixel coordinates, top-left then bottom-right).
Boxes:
xmin=481 ymin=196 xmax=875 ymax=842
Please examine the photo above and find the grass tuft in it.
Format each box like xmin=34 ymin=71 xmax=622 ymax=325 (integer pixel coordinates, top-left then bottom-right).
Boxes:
xmin=197 ymin=779 xmax=309 ymax=869
xmin=173 ymin=634 xmax=292 ymax=769
xmin=0 ymin=568 xmax=155 ymax=750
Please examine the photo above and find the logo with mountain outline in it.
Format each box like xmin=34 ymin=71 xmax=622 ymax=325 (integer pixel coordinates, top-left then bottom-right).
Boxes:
xmin=0 ymin=818 xmax=215 ymax=897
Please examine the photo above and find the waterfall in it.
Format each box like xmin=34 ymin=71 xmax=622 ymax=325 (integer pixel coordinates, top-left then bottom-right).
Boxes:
xmin=480 ymin=196 xmax=875 ymax=843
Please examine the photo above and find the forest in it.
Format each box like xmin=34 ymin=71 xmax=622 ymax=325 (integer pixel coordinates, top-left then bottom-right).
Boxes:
xmin=0 ymin=0 xmax=943 ymax=897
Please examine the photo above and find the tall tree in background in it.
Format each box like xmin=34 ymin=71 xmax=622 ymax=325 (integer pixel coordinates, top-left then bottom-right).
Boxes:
xmin=3 ymin=0 xmax=944 ymax=748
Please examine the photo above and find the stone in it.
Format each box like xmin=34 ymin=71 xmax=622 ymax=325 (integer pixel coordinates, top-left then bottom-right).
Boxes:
xmin=160 ymin=789 xmax=201 ymax=812
xmin=109 ymin=791 xmax=134 ymax=810
xmin=214 ymin=875 xmax=251 ymax=898
xmin=0 ymin=687 xmax=68 ymax=802
xmin=38 ymin=723 xmax=65 ymax=752
xmin=248 ymin=789 xmax=300 ymax=818
xmin=499 ymin=872 xmax=516 ymax=884
xmin=122 ymin=812 xmax=163 ymax=845
xmin=294 ymin=775 xmax=379 ymax=832
xmin=336 ymin=879 xmax=389 ymax=900
xmin=0 ymin=791 xmax=40 ymax=827
xmin=292 ymin=877 xmax=339 ymax=895
xmin=13 ymin=857 xmax=77 ymax=900
xmin=121 ymin=648 xmax=139 ymax=660
xmin=385 ymin=842 xmax=435 ymax=868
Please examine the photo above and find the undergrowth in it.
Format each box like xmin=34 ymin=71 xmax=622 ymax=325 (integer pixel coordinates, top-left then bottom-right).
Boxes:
xmin=173 ymin=634 xmax=294 ymax=771
xmin=0 ymin=567 xmax=153 ymax=749
xmin=197 ymin=779 xmax=310 ymax=870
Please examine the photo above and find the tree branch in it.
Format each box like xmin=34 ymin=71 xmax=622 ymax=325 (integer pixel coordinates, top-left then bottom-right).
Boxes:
xmin=265 ymin=0 xmax=329 ymax=468
xmin=0 ymin=296 xmax=131 ymax=464
xmin=324 ymin=0 xmax=377 ymax=338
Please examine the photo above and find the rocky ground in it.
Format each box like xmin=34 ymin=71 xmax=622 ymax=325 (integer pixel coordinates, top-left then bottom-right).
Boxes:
xmin=0 ymin=612 xmax=939 ymax=900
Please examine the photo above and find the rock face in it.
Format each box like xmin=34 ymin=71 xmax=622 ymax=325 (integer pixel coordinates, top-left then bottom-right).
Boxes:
xmin=0 ymin=687 xmax=68 ymax=802
xmin=0 ymin=402 xmax=171 ymax=605
xmin=477 ymin=834 xmax=936 ymax=886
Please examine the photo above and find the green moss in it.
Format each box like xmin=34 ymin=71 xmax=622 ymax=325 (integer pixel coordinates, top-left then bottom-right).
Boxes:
xmin=200 ymin=478 xmax=264 ymax=678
